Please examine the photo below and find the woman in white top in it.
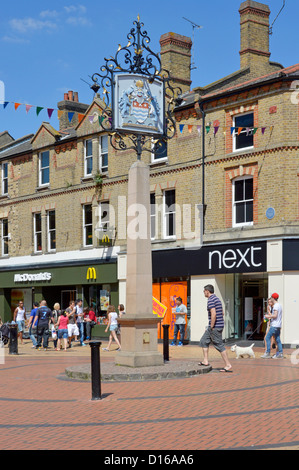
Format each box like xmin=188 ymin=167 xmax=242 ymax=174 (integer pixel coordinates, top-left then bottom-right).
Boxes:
xmin=13 ymin=300 xmax=27 ymax=345
xmin=102 ymin=305 xmax=121 ymax=352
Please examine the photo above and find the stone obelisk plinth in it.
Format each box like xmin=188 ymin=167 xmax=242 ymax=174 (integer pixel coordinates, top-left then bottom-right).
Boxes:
xmin=115 ymin=160 xmax=164 ymax=367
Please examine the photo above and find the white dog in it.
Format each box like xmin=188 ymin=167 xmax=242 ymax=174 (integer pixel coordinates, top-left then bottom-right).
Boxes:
xmin=231 ymin=343 xmax=255 ymax=359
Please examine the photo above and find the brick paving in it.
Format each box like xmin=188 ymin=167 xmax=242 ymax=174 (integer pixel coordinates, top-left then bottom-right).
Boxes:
xmin=0 ymin=339 xmax=298 ymax=451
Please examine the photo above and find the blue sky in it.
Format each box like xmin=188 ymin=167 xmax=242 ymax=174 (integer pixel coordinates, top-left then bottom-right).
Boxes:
xmin=0 ymin=0 xmax=297 ymax=140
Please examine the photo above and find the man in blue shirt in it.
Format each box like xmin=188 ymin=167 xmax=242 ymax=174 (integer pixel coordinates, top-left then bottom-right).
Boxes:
xmin=34 ymin=300 xmax=54 ymax=350
xmin=198 ymin=284 xmax=233 ymax=372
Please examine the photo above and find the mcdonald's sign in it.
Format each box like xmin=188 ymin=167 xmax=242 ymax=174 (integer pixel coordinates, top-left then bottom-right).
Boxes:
xmin=86 ymin=267 xmax=97 ymax=281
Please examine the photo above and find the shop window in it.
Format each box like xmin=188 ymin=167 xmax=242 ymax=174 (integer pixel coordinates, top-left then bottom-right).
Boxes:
xmin=33 ymin=213 xmax=42 ymax=253
xmin=163 ymin=189 xmax=176 ymax=239
xmin=84 ymin=139 xmax=93 ymax=176
xmin=150 ymin=193 xmax=156 ymax=240
xmin=1 ymin=163 xmax=8 ymax=195
xmin=151 ymin=139 xmax=167 ymax=163
xmin=233 ymin=113 xmax=254 ymax=152
xmin=83 ymin=204 xmax=93 ymax=247
xmin=39 ymin=151 xmax=50 ymax=186
xmin=47 ymin=210 xmax=56 ymax=252
xmin=100 ymin=135 xmax=108 ymax=173
xmin=1 ymin=218 xmax=9 ymax=256
xmin=233 ymin=176 xmax=253 ymax=226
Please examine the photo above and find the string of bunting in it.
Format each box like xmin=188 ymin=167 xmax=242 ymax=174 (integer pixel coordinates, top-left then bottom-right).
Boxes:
xmin=1 ymin=100 xmax=87 ymax=124
xmin=2 ymin=101 xmax=274 ymax=135
xmin=178 ymin=123 xmax=274 ymax=136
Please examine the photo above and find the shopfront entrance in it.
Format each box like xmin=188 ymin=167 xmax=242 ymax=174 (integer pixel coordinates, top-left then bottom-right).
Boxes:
xmin=225 ymin=273 xmax=268 ymax=341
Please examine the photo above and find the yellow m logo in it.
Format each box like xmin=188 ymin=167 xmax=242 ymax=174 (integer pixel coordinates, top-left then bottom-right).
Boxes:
xmin=102 ymin=235 xmax=110 ymax=244
xmin=86 ymin=267 xmax=97 ymax=280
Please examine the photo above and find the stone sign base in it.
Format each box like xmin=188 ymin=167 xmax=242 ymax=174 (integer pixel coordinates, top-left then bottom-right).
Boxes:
xmin=115 ymin=318 xmax=164 ymax=368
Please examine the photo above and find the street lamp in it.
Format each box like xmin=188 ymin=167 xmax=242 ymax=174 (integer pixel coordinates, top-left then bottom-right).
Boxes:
xmin=91 ymin=16 xmax=182 ymax=367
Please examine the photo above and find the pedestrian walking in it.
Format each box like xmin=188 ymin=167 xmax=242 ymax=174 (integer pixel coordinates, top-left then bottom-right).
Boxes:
xmin=171 ymin=297 xmax=187 ymax=346
xmin=263 ymin=298 xmax=277 ymax=354
xmin=102 ymin=305 xmax=121 ymax=352
xmin=75 ymin=299 xmax=86 ymax=346
xmin=34 ymin=300 xmax=54 ymax=350
xmin=66 ymin=300 xmax=79 ymax=347
xmin=55 ymin=311 xmax=69 ymax=351
xmin=13 ymin=300 xmax=27 ymax=345
xmin=199 ymin=285 xmax=232 ymax=372
xmin=261 ymin=293 xmax=284 ymax=359
xmin=27 ymin=302 xmax=39 ymax=348
xmin=52 ymin=303 xmax=62 ymax=349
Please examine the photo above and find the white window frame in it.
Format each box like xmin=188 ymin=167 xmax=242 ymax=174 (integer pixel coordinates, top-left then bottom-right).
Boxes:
xmin=39 ymin=151 xmax=50 ymax=187
xmin=163 ymin=189 xmax=176 ymax=239
xmin=232 ymin=176 xmax=254 ymax=227
xmin=233 ymin=112 xmax=254 ymax=153
xmin=33 ymin=212 xmax=42 ymax=253
xmin=99 ymin=135 xmax=108 ymax=174
xmin=1 ymin=162 xmax=8 ymax=195
xmin=150 ymin=193 xmax=156 ymax=240
xmin=1 ymin=218 xmax=9 ymax=256
xmin=84 ymin=139 xmax=93 ymax=176
xmin=83 ymin=204 xmax=93 ymax=247
xmin=151 ymin=138 xmax=168 ymax=163
xmin=47 ymin=210 xmax=56 ymax=252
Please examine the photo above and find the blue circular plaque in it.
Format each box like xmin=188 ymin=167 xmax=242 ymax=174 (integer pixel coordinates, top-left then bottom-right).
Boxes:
xmin=266 ymin=207 xmax=275 ymax=220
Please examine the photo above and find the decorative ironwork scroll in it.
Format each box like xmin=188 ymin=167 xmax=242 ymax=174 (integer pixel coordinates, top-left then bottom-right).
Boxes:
xmin=91 ymin=16 xmax=182 ymax=158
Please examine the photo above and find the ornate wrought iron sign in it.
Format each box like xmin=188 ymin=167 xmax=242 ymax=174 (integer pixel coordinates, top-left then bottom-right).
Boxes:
xmin=91 ymin=15 xmax=182 ymax=158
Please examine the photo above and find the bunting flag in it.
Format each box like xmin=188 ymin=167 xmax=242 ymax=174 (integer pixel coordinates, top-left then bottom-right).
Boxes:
xmin=14 ymin=103 xmax=21 ymax=110
xmin=205 ymin=125 xmax=211 ymax=134
xmin=179 ymin=124 xmax=184 ymax=133
xmin=237 ymin=127 xmax=243 ymax=135
xmin=47 ymin=108 xmax=54 ymax=119
xmin=188 ymin=125 xmax=193 ymax=134
xmin=25 ymin=104 xmax=32 ymax=113
xmin=68 ymin=112 xmax=75 ymax=122
xmin=197 ymin=125 xmax=202 ymax=136
xmin=3 ymin=102 xmax=9 ymax=109
xmin=36 ymin=107 xmax=43 ymax=116
xmin=57 ymin=110 xmax=63 ymax=119
xmin=214 ymin=126 xmax=219 ymax=136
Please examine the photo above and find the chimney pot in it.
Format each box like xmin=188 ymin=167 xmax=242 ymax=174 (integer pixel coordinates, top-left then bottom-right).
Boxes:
xmin=68 ymin=90 xmax=74 ymax=101
xmin=74 ymin=92 xmax=79 ymax=102
xmin=64 ymin=93 xmax=68 ymax=100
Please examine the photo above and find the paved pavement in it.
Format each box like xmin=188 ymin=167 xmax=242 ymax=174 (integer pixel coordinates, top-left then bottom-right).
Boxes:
xmin=0 ymin=338 xmax=298 ymax=451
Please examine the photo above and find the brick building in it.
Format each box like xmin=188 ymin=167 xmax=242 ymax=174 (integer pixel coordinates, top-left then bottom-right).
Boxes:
xmin=0 ymin=1 xmax=298 ymax=347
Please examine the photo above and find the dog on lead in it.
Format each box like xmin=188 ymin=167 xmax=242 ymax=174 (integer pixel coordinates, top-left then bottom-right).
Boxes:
xmin=231 ymin=343 xmax=255 ymax=359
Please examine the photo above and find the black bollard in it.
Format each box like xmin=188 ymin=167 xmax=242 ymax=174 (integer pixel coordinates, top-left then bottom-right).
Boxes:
xmin=162 ymin=324 xmax=170 ymax=362
xmin=89 ymin=340 xmax=102 ymax=400
xmin=8 ymin=323 xmax=18 ymax=355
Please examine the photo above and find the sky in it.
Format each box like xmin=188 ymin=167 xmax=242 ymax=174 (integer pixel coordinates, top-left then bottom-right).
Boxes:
xmin=0 ymin=0 xmax=297 ymax=140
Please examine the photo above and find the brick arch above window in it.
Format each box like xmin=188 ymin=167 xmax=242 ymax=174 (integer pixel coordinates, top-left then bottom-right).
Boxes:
xmin=225 ymin=163 xmax=258 ymax=228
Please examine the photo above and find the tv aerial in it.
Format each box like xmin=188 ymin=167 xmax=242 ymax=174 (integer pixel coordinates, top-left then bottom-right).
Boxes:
xmin=183 ymin=17 xmax=202 ymax=71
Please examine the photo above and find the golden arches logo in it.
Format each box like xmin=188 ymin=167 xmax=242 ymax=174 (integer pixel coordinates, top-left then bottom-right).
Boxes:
xmin=86 ymin=267 xmax=97 ymax=281
xmin=102 ymin=235 xmax=110 ymax=244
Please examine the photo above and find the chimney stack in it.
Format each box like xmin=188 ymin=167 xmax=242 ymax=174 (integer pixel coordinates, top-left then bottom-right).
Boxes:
xmin=160 ymin=32 xmax=192 ymax=94
xmin=57 ymin=91 xmax=89 ymax=131
xmin=239 ymin=1 xmax=271 ymax=73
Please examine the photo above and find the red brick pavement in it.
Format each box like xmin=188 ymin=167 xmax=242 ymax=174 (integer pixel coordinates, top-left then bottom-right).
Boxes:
xmin=0 ymin=343 xmax=298 ymax=451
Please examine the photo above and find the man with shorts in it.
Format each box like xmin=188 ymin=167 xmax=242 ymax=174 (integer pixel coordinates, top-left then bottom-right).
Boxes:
xmin=66 ymin=300 xmax=79 ymax=348
xmin=199 ymin=285 xmax=232 ymax=372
